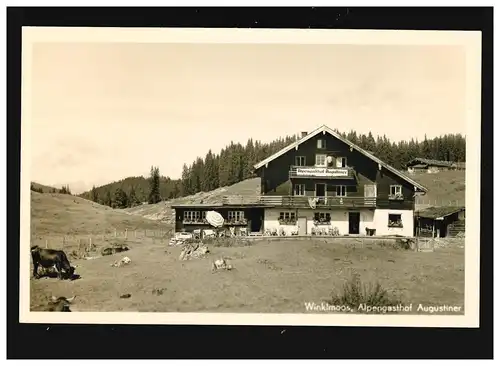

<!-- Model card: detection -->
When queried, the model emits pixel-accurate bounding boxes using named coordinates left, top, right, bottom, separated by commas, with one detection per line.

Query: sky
left=30, top=42, right=466, bottom=194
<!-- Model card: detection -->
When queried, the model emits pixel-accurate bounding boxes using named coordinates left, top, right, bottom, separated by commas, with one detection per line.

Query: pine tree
left=181, top=164, right=192, bottom=196
left=243, top=138, right=256, bottom=179
left=191, top=157, right=204, bottom=192
left=148, top=166, right=162, bottom=204
left=202, top=150, right=218, bottom=192
left=105, top=190, right=112, bottom=207
left=421, top=135, right=432, bottom=159
left=128, top=186, right=141, bottom=207
left=60, top=185, right=71, bottom=195
left=90, top=185, right=99, bottom=202
left=218, top=149, right=230, bottom=187
left=114, top=188, right=129, bottom=208
left=172, top=181, right=180, bottom=198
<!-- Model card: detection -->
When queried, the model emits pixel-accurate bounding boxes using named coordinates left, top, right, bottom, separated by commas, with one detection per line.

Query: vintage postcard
left=20, top=27, right=481, bottom=327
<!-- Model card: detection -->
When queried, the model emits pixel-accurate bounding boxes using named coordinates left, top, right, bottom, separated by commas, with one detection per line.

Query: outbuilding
left=415, top=206, right=465, bottom=238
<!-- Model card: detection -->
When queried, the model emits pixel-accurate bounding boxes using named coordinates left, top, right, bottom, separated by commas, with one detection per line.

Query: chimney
left=301, top=131, right=308, bottom=138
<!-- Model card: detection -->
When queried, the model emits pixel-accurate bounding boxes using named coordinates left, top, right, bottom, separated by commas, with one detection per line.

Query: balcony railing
left=289, top=165, right=354, bottom=179
left=182, top=219, right=208, bottom=225
left=259, top=195, right=377, bottom=208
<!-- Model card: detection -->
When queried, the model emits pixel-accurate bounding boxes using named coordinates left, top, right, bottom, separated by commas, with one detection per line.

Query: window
left=390, top=185, right=402, bottom=195
left=183, top=211, right=205, bottom=222
left=315, top=154, right=327, bottom=167
left=317, top=139, right=326, bottom=149
left=388, top=213, right=403, bottom=228
left=336, top=157, right=347, bottom=168
left=334, top=185, right=347, bottom=197
left=389, top=185, right=403, bottom=199
left=314, top=212, right=331, bottom=223
left=228, top=210, right=245, bottom=222
left=294, top=184, right=305, bottom=196
left=295, top=156, right=306, bottom=166
left=279, top=211, right=297, bottom=224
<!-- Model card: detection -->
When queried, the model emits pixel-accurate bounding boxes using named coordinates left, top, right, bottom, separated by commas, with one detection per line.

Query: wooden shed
left=406, top=158, right=466, bottom=174
left=415, top=206, right=465, bottom=238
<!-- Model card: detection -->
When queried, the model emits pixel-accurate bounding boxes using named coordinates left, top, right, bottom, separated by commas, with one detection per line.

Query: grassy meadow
left=29, top=171, right=465, bottom=314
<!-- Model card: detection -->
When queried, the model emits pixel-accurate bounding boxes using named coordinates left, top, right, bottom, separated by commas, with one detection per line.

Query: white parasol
left=205, top=211, right=225, bottom=228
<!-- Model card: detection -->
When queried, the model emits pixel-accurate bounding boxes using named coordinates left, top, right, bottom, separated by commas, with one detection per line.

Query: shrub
left=186, top=236, right=253, bottom=247
left=329, top=273, right=401, bottom=309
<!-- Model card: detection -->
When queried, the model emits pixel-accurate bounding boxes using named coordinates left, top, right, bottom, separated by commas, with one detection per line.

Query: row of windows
left=293, top=184, right=347, bottom=197
left=183, top=210, right=245, bottom=221
left=279, top=211, right=404, bottom=227
left=278, top=212, right=330, bottom=222
left=294, top=155, right=347, bottom=168
left=183, top=211, right=206, bottom=221
left=184, top=210, right=403, bottom=228
left=293, top=184, right=403, bottom=197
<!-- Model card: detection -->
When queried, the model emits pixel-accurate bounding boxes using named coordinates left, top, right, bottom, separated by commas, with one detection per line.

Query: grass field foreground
left=30, top=237, right=465, bottom=314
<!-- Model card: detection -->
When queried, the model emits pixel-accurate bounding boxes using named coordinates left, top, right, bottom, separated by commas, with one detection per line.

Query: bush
left=183, top=236, right=252, bottom=247
left=329, top=273, right=401, bottom=309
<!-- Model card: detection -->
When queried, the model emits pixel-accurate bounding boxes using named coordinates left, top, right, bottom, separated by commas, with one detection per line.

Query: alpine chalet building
left=172, top=125, right=428, bottom=238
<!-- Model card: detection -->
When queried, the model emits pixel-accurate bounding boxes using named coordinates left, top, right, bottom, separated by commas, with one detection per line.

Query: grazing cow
left=30, top=245, right=75, bottom=280
left=46, top=296, right=75, bottom=312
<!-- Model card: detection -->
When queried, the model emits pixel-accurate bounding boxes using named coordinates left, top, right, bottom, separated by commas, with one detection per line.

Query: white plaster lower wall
left=297, top=209, right=349, bottom=235
left=373, top=209, right=414, bottom=237
left=264, top=208, right=383, bottom=236
left=263, top=208, right=299, bottom=235
left=264, top=208, right=414, bottom=237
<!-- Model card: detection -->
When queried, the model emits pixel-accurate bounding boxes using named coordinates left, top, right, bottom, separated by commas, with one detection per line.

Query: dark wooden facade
left=172, top=205, right=265, bottom=233
left=256, top=132, right=418, bottom=210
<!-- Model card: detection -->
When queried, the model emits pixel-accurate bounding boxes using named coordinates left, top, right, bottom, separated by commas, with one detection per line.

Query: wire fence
left=414, top=198, right=464, bottom=207
left=31, top=228, right=174, bottom=253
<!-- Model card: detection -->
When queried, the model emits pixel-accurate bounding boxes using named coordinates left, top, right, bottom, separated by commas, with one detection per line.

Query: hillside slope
left=124, top=178, right=261, bottom=221
left=31, top=191, right=171, bottom=238
left=125, top=172, right=465, bottom=223
left=31, top=182, right=59, bottom=193
left=411, top=171, right=465, bottom=206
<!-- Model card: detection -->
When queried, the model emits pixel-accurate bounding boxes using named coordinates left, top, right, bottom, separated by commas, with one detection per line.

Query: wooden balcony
left=259, top=195, right=377, bottom=208
left=289, top=166, right=355, bottom=180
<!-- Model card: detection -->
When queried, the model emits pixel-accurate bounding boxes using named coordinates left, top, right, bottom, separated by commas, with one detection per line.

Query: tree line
left=31, top=183, right=72, bottom=195
left=68, top=130, right=466, bottom=208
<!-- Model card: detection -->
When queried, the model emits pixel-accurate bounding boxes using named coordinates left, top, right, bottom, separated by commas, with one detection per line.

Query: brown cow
left=31, top=245, right=75, bottom=280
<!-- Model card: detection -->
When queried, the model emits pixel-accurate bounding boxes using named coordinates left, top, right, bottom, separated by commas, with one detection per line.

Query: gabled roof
left=253, top=124, right=428, bottom=193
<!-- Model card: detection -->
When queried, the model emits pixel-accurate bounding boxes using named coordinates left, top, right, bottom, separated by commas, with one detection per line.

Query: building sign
left=295, top=167, right=349, bottom=177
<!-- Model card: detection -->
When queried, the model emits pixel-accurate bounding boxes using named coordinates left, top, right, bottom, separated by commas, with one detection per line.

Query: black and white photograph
left=19, top=25, right=481, bottom=328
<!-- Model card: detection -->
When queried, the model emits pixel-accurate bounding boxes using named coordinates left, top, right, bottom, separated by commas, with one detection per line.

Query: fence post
left=45, top=239, right=48, bottom=249
left=125, top=229, right=128, bottom=239
left=89, top=236, right=92, bottom=251
left=134, top=230, right=137, bottom=238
